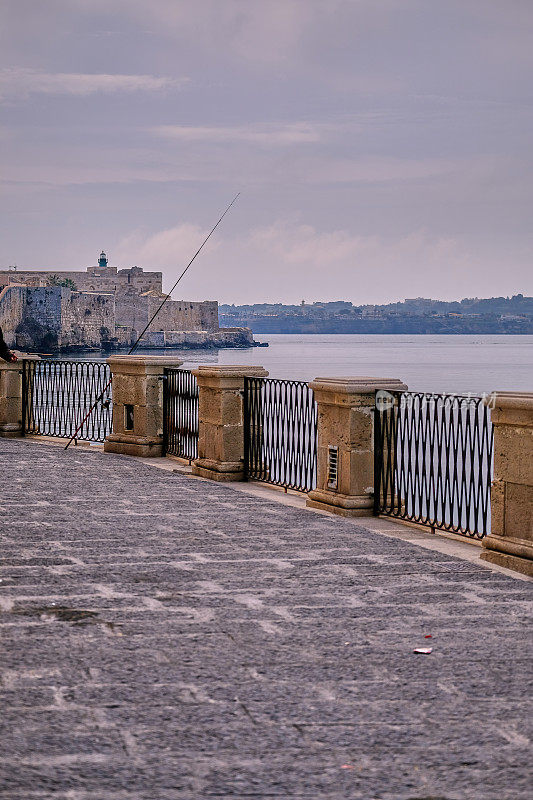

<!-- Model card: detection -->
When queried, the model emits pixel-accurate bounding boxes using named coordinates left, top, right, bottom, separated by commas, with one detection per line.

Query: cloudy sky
left=1, top=1, right=532, bottom=304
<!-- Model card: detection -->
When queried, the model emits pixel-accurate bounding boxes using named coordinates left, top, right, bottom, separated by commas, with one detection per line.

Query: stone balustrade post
left=104, top=355, right=183, bottom=458
left=0, top=357, right=37, bottom=438
left=481, top=392, right=533, bottom=576
left=192, top=365, right=268, bottom=482
left=306, top=377, right=407, bottom=517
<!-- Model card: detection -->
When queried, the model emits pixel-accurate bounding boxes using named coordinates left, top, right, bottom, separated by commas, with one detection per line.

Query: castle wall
left=198, top=301, right=220, bottom=331
left=1, top=287, right=63, bottom=350
left=80, top=266, right=162, bottom=294
left=147, top=299, right=219, bottom=332
left=0, top=266, right=162, bottom=295
left=60, top=292, right=116, bottom=348
left=142, top=327, right=254, bottom=349
left=115, top=291, right=150, bottom=332
left=0, top=285, right=26, bottom=345
left=1, top=286, right=114, bottom=350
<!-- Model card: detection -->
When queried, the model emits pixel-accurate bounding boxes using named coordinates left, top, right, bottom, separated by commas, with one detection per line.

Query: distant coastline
left=220, top=294, right=533, bottom=335
left=219, top=317, right=533, bottom=334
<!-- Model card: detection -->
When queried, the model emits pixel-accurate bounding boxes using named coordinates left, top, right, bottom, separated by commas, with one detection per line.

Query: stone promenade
left=1, top=438, right=532, bottom=799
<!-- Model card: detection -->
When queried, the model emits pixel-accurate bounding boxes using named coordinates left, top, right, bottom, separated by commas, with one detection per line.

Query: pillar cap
left=0, top=354, right=39, bottom=368
left=309, top=377, right=407, bottom=394
left=192, top=366, right=268, bottom=379
left=488, top=392, right=533, bottom=410
left=107, top=355, right=184, bottom=368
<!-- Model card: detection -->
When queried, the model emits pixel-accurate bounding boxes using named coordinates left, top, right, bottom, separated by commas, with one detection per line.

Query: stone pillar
left=481, top=392, right=533, bottom=576
left=0, top=357, right=36, bottom=438
left=192, top=365, right=268, bottom=482
left=306, top=377, right=407, bottom=517
left=104, top=355, right=183, bottom=458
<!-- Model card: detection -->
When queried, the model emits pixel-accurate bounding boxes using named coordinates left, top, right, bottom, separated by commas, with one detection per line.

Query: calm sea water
left=58, top=334, right=533, bottom=394
left=186, top=334, right=533, bottom=393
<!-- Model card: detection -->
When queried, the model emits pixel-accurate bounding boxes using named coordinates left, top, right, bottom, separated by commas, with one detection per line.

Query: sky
left=1, top=0, right=532, bottom=305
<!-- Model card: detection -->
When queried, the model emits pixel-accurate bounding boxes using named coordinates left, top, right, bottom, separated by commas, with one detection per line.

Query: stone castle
left=0, top=252, right=253, bottom=351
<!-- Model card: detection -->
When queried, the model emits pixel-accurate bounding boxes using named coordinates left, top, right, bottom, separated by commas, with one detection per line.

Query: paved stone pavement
left=1, top=438, right=532, bottom=800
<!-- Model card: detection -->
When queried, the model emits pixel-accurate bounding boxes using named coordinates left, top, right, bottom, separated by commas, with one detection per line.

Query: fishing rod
left=64, top=193, right=240, bottom=450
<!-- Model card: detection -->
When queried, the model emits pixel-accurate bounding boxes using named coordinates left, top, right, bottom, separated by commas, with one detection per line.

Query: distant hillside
left=220, top=295, right=533, bottom=334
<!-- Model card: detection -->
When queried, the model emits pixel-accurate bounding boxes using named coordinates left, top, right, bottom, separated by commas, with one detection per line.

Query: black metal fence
left=22, top=360, right=112, bottom=442
left=18, top=360, right=495, bottom=538
left=244, top=377, right=317, bottom=493
left=374, top=391, right=493, bottom=538
left=163, top=368, right=199, bottom=461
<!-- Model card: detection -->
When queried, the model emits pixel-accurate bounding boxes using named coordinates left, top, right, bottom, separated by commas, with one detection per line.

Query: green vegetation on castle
left=48, top=275, right=77, bottom=290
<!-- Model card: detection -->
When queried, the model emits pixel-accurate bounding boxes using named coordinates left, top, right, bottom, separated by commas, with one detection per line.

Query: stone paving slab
left=0, top=438, right=532, bottom=799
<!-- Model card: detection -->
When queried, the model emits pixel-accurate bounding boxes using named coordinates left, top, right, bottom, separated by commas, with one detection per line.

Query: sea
left=53, top=334, right=533, bottom=395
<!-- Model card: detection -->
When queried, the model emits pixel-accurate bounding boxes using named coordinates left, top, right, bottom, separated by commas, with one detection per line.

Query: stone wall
left=0, top=265, right=163, bottom=295
left=141, top=327, right=254, bottom=349
left=0, top=286, right=63, bottom=350
left=83, top=266, right=162, bottom=294
left=60, top=292, right=116, bottom=348
left=146, top=298, right=219, bottom=333
left=114, top=295, right=219, bottom=336
left=115, top=290, right=150, bottom=332
left=1, top=286, right=115, bottom=350
left=0, top=285, right=26, bottom=344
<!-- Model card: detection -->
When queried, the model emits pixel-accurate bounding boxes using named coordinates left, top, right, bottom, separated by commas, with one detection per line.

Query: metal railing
left=374, top=391, right=494, bottom=538
left=22, top=360, right=112, bottom=443
left=163, top=368, right=199, bottom=461
left=244, top=377, right=317, bottom=493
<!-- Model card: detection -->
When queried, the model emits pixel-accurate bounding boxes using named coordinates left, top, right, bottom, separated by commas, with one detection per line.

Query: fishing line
left=64, top=193, right=240, bottom=450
